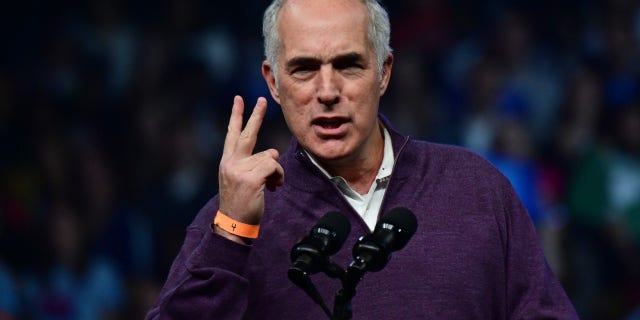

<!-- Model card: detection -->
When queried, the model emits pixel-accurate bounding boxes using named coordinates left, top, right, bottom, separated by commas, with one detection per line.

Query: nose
left=316, top=65, right=340, bottom=107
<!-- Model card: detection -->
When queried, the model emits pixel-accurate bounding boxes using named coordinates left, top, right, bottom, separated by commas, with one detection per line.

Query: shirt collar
left=305, top=124, right=394, bottom=184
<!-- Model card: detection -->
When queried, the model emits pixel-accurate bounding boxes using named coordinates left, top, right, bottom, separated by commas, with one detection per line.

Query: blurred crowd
left=0, top=0, right=639, bottom=319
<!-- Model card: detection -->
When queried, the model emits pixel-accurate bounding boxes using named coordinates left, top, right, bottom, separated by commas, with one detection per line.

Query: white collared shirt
left=306, top=126, right=394, bottom=231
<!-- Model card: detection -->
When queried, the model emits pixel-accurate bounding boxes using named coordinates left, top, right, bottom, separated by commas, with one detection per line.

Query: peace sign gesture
left=216, top=96, right=285, bottom=241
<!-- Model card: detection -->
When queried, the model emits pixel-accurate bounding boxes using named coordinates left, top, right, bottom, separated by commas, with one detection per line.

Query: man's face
left=262, top=0, right=392, bottom=165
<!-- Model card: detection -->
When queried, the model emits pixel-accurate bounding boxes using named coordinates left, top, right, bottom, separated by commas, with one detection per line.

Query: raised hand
left=216, top=96, right=284, bottom=240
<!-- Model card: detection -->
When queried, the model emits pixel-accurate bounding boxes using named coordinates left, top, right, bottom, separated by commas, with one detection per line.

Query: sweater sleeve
left=145, top=200, right=253, bottom=320
left=502, top=185, right=578, bottom=319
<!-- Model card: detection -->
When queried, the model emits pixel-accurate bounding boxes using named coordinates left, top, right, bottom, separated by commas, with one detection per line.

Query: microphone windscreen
left=379, top=207, right=417, bottom=250
left=314, top=211, right=351, bottom=255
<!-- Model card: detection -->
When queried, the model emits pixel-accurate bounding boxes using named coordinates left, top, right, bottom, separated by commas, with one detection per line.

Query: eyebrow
left=285, top=52, right=367, bottom=70
left=332, top=52, right=366, bottom=66
left=285, top=56, right=319, bottom=70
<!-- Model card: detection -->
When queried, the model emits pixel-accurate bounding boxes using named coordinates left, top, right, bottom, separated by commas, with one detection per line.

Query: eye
left=292, top=65, right=316, bottom=74
left=289, top=62, right=319, bottom=80
left=333, top=54, right=366, bottom=75
left=334, top=61, right=362, bottom=70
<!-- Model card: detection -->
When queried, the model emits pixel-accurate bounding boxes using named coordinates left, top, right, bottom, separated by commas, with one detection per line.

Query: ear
left=379, top=53, right=393, bottom=96
left=262, top=61, right=281, bottom=105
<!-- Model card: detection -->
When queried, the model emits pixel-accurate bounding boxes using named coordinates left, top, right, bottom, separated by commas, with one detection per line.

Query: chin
left=309, top=146, right=355, bottom=164
left=300, top=132, right=362, bottom=160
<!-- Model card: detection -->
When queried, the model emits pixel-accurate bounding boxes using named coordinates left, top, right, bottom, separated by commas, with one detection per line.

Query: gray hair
left=262, top=0, right=392, bottom=81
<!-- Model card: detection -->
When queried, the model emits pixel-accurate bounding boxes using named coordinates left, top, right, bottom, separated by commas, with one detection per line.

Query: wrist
left=213, top=210, right=260, bottom=239
left=212, top=224, right=252, bottom=244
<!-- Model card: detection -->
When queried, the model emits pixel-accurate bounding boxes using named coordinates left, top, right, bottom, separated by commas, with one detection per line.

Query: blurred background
left=0, top=0, right=639, bottom=319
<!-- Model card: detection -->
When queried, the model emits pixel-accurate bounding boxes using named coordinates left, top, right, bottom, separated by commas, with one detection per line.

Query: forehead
left=278, top=0, right=371, bottom=61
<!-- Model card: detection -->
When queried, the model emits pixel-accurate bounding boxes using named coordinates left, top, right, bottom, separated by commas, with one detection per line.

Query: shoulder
left=412, top=140, right=489, bottom=163
left=394, top=139, right=520, bottom=217
left=383, top=115, right=498, bottom=174
left=404, top=140, right=507, bottom=182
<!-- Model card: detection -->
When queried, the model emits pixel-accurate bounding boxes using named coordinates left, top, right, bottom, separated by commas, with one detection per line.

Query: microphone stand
left=289, top=261, right=348, bottom=320
left=332, top=261, right=366, bottom=320
left=290, top=260, right=364, bottom=320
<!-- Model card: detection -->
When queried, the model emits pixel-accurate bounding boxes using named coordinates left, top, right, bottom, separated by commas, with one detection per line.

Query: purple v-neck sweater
left=146, top=116, right=577, bottom=319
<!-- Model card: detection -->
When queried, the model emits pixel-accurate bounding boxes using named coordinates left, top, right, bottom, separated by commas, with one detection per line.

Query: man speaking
left=146, top=0, right=577, bottom=318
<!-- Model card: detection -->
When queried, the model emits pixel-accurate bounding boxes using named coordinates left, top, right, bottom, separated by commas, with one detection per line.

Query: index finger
left=235, top=97, right=268, bottom=156
left=222, top=95, right=245, bottom=157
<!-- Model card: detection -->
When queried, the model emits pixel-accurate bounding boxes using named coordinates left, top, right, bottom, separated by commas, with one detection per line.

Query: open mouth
left=313, top=117, right=349, bottom=129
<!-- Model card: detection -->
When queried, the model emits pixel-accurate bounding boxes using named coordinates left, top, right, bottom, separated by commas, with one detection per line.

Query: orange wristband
left=213, top=210, right=260, bottom=239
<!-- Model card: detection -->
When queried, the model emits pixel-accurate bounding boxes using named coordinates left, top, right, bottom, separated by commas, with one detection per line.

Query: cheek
left=352, top=85, right=381, bottom=115
left=281, top=105, right=308, bottom=134
left=280, top=78, right=314, bottom=98
left=279, top=84, right=314, bottom=117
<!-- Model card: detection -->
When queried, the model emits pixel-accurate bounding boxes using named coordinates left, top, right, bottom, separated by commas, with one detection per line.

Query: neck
left=317, top=125, right=385, bottom=195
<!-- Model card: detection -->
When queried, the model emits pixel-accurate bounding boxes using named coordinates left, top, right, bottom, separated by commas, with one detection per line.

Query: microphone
left=351, top=207, right=417, bottom=272
left=289, top=211, right=351, bottom=279
left=333, top=208, right=418, bottom=319
left=288, top=211, right=351, bottom=318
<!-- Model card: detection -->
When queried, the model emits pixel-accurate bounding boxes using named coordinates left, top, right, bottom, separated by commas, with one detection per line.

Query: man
left=146, top=0, right=578, bottom=318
